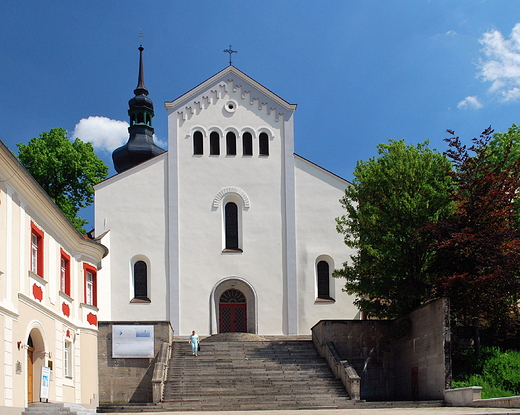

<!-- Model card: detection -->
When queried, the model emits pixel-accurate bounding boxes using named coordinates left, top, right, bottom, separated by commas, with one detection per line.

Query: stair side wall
left=97, top=322, right=173, bottom=404
left=312, top=298, right=451, bottom=401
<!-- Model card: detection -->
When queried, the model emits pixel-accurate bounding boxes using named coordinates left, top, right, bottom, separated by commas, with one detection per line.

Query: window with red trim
left=83, top=263, right=97, bottom=307
left=60, top=249, right=71, bottom=296
left=30, top=222, right=44, bottom=278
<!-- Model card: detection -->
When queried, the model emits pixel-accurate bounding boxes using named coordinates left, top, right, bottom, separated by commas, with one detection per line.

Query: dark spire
left=135, top=45, right=147, bottom=95
left=112, top=45, right=165, bottom=174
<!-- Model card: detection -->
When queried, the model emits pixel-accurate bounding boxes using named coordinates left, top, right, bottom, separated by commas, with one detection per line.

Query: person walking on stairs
left=189, top=330, right=199, bottom=356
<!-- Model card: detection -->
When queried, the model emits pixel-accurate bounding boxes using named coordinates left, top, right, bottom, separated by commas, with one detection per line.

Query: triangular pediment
left=164, top=66, right=297, bottom=121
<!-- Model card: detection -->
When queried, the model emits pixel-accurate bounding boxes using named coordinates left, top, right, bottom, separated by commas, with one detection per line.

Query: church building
left=94, top=46, right=358, bottom=363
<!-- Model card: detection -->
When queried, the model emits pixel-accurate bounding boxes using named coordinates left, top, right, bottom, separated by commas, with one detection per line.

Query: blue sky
left=2, top=1, right=520, bottom=227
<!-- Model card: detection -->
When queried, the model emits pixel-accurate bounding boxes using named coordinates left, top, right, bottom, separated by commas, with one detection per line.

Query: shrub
left=482, top=349, right=520, bottom=394
left=452, top=347, right=520, bottom=399
left=453, top=375, right=515, bottom=399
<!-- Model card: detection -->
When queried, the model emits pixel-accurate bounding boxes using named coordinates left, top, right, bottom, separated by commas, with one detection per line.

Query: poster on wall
left=40, top=366, right=51, bottom=400
left=112, top=325, right=154, bottom=358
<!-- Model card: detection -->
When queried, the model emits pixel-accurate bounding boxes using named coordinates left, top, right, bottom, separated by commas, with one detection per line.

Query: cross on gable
left=223, top=45, right=237, bottom=66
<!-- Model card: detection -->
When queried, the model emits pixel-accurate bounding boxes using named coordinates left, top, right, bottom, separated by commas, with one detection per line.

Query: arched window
left=225, top=202, right=239, bottom=250
left=317, top=260, right=331, bottom=300
left=210, top=132, right=220, bottom=155
left=193, top=131, right=203, bottom=155
left=259, top=132, right=269, bottom=156
left=243, top=132, right=253, bottom=156
left=133, top=261, right=149, bottom=301
left=226, top=132, right=236, bottom=156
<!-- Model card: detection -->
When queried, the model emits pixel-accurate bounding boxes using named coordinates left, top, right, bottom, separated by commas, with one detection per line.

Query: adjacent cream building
left=0, top=140, right=108, bottom=414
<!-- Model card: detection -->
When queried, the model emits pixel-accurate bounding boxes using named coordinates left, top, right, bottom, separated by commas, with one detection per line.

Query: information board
left=40, top=366, right=50, bottom=400
left=112, top=325, right=154, bottom=358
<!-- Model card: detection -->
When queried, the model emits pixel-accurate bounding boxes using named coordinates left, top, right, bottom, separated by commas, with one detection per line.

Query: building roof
left=0, top=139, right=109, bottom=258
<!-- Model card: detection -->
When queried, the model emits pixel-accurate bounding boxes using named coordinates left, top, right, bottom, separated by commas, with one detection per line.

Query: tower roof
left=112, top=45, right=165, bottom=174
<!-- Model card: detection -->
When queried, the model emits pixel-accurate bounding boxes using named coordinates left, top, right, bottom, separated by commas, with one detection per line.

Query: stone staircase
left=160, top=333, right=352, bottom=411
left=23, top=402, right=96, bottom=415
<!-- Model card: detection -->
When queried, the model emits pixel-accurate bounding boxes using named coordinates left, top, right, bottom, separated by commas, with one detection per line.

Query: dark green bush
left=452, top=347, right=520, bottom=399
left=482, top=349, right=520, bottom=394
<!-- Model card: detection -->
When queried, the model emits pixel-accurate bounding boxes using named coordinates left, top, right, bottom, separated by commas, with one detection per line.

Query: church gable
left=165, top=66, right=297, bottom=125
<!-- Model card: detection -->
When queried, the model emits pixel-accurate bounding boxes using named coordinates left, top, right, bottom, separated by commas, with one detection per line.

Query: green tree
left=485, top=124, right=520, bottom=229
left=334, top=139, right=453, bottom=318
left=17, top=128, right=108, bottom=233
left=428, top=128, right=520, bottom=346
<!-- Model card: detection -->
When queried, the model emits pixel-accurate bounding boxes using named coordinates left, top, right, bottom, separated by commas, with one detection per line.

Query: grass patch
left=453, top=347, right=520, bottom=399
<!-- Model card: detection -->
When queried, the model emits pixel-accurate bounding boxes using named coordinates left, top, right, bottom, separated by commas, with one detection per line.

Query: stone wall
left=98, top=321, right=173, bottom=403
left=311, top=298, right=450, bottom=401
left=392, top=298, right=451, bottom=400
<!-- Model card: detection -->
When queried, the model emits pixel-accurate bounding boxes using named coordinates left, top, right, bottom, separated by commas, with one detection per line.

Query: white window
left=61, top=258, right=67, bottom=292
left=64, top=340, right=72, bottom=378
left=86, top=271, right=93, bottom=305
left=31, top=233, right=38, bottom=273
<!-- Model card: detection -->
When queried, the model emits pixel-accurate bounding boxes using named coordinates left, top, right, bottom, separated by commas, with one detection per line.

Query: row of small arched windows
left=193, top=131, right=269, bottom=157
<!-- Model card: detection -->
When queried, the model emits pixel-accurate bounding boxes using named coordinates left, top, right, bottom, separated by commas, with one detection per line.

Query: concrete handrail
left=152, top=341, right=170, bottom=403
left=312, top=331, right=360, bottom=400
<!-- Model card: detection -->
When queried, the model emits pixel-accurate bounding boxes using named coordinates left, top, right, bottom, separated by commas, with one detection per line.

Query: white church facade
left=94, top=48, right=358, bottom=344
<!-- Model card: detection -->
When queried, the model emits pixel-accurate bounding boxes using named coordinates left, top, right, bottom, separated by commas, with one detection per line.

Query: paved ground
left=104, top=408, right=520, bottom=415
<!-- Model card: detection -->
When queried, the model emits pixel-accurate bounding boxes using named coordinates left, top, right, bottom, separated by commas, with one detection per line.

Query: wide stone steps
left=23, top=402, right=96, bottom=415
left=160, top=336, right=352, bottom=411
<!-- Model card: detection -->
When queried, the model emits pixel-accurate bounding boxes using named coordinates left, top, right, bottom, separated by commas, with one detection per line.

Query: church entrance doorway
left=219, top=289, right=247, bottom=333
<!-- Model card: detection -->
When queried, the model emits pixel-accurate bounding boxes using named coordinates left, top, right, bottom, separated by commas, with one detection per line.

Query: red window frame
left=30, top=222, right=44, bottom=278
left=60, top=249, right=71, bottom=296
left=83, top=263, right=97, bottom=307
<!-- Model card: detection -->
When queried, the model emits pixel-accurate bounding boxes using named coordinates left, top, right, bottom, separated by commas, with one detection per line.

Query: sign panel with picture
left=112, top=325, right=154, bottom=358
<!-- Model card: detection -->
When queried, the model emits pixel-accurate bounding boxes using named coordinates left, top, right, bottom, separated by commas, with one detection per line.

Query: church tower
left=112, top=45, right=165, bottom=173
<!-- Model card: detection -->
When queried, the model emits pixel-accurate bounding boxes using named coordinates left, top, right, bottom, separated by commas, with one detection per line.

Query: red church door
left=219, top=289, right=247, bottom=333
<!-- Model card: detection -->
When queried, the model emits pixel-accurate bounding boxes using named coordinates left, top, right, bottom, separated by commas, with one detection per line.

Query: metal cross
left=223, top=45, right=237, bottom=66
left=139, top=30, right=144, bottom=45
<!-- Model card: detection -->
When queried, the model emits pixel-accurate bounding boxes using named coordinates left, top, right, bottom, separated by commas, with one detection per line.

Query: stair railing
left=312, top=331, right=361, bottom=400
left=152, top=341, right=171, bottom=403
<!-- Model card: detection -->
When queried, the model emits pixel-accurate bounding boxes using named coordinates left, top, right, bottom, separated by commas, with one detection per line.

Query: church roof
left=165, top=65, right=297, bottom=112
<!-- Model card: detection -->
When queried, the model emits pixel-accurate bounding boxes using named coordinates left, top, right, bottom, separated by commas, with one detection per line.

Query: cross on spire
left=223, top=44, right=237, bottom=66
left=138, top=30, right=144, bottom=45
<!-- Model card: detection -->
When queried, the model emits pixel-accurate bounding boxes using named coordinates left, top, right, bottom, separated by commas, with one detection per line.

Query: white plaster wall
left=0, top=141, right=105, bottom=409
left=294, top=156, right=359, bottom=332
left=95, top=154, right=168, bottom=322
left=170, top=73, right=294, bottom=335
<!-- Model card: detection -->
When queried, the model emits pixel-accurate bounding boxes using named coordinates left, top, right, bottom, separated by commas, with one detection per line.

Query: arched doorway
left=219, top=289, right=247, bottom=333
left=27, top=328, right=45, bottom=403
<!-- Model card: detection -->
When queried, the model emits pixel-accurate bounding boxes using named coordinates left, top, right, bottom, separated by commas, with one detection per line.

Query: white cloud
left=457, top=96, right=483, bottom=109
left=478, top=23, right=520, bottom=102
left=73, top=116, right=129, bottom=152
left=73, top=116, right=167, bottom=153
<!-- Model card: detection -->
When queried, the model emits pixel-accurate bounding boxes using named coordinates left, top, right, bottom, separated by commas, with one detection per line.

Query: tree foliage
left=334, top=139, right=453, bottom=318
left=486, top=124, right=520, bottom=229
left=17, top=128, right=108, bottom=233
left=427, top=127, right=520, bottom=338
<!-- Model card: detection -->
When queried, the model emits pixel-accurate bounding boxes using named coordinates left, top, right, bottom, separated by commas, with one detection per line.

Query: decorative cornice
left=18, top=293, right=92, bottom=331
left=166, top=66, right=296, bottom=123
left=212, top=187, right=250, bottom=209
left=0, top=303, right=19, bottom=320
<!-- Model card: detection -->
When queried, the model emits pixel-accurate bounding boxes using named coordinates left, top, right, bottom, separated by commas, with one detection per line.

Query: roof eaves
left=165, top=66, right=297, bottom=112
